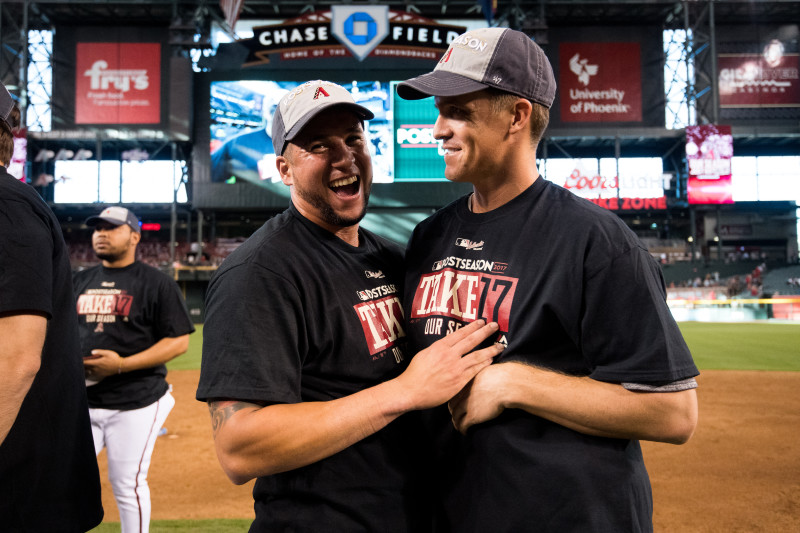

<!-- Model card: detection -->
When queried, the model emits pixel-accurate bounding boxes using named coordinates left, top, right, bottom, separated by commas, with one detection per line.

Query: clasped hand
left=83, top=349, right=124, bottom=380
left=396, top=319, right=504, bottom=412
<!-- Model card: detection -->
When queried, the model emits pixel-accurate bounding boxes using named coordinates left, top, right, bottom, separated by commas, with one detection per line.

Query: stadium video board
left=208, top=79, right=445, bottom=185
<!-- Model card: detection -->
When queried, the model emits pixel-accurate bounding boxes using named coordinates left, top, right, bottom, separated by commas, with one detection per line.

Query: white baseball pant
left=90, top=389, right=175, bottom=533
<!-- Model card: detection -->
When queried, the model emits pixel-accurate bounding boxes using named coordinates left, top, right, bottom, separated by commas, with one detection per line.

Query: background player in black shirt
left=74, top=205, right=195, bottom=533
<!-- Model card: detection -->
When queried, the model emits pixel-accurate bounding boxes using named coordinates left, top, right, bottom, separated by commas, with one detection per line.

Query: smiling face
left=277, top=107, right=372, bottom=237
left=433, top=91, right=516, bottom=185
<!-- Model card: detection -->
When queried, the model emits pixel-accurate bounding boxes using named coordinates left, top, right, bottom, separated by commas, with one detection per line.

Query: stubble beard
left=94, top=250, right=124, bottom=263
left=295, top=186, right=370, bottom=229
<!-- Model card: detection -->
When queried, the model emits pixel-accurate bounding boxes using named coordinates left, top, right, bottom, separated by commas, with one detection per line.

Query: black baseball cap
left=396, top=27, right=556, bottom=109
left=85, top=206, right=141, bottom=233
left=271, top=80, right=374, bottom=155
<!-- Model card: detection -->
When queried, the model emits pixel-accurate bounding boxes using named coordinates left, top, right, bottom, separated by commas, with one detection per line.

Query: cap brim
left=396, top=71, right=490, bottom=100
left=85, top=215, right=116, bottom=226
left=284, top=102, right=374, bottom=144
left=84, top=215, right=139, bottom=232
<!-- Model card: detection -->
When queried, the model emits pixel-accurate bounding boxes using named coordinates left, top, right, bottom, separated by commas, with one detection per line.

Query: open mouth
left=330, top=175, right=360, bottom=197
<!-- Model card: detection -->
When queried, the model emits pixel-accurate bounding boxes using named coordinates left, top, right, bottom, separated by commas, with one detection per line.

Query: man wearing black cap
left=0, top=82, right=104, bottom=530
left=197, top=80, right=503, bottom=532
left=74, top=205, right=194, bottom=533
left=397, top=27, right=699, bottom=531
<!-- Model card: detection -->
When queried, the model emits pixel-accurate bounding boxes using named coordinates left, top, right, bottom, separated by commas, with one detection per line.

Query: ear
left=130, top=230, right=141, bottom=246
left=276, top=153, right=293, bottom=186
left=509, top=98, right=533, bottom=137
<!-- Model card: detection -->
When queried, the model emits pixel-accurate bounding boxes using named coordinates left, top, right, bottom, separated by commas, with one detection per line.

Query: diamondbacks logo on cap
left=313, top=87, right=330, bottom=99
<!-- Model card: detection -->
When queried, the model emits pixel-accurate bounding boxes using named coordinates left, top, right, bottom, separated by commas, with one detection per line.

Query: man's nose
left=433, top=115, right=450, bottom=141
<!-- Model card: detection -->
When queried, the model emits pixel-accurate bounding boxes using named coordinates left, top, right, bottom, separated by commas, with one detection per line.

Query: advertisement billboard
left=75, top=42, right=161, bottom=124
left=558, top=42, right=642, bottom=123
left=718, top=39, right=800, bottom=109
left=686, top=124, right=734, bottom=205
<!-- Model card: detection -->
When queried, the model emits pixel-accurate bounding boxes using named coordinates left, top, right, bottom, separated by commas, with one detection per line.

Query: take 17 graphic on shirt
left=77, top=288, right=133, bottom=331
left=409, top=255, right=516, bottom=343
left=353, top=279, right=406, bottom=363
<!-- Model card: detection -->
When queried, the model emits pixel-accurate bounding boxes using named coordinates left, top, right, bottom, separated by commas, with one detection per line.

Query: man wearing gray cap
left=0, top=81, right=104, bottom=532
left=74, top=205, right=195, bottom=533
left=197, top=80, right=503, bottom=532
left=397, top=27, right=699, bottom=531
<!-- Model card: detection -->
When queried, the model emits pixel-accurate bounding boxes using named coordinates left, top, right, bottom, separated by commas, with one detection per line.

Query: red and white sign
left=719, top=40, right=800, bottom=108
left=559, top=42, right=642, bottom=123
left=686, top=124, right=734, bottom=205
left=75, top=42, right=161, bottom=124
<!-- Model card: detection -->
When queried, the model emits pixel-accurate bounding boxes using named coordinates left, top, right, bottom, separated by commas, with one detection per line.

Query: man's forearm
left=120, top=335, right=190, bottom=372
left=453, top=361, right=698, bottom=444
left=0, top=314, right=46, bottom=444
left=209, top=320, right=503, bottom=484
left=209, top=379, right=412, bottom=484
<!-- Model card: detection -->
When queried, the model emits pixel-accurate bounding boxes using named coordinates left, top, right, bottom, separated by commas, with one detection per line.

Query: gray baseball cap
left=1, top=82, right=14, bottom=130
left=271, top=80, right=374, bottom=155
left=85, top=206, right=141, bottom=233
left=396, top=27, right=556, bottom=109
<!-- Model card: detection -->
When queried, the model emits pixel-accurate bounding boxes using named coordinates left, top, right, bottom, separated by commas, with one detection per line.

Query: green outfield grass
left=677, top=321, right=800, bottom=371
left=90, top=519, right=251, bottom=532
left=169, top=322, right=800, bottom=373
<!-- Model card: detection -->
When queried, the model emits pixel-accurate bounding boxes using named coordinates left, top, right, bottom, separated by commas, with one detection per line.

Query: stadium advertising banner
left=718, top=39, right=800, bottom=109
left=686, top=124, right=734, bottom=205
left=544, top=157, right=667, bottom=210
left=558, top=42, right=642, bottom=123
left=242, top=8, right=464, bottom=65
left=75, top=43, right=161, bottom=124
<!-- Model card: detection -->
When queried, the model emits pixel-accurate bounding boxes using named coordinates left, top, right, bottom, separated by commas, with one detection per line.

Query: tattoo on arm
left=208, top=400, right=258, bottom=439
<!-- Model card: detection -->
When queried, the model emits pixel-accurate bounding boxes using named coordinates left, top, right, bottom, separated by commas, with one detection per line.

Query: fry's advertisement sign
left=75, top=42, right=161, bottom=124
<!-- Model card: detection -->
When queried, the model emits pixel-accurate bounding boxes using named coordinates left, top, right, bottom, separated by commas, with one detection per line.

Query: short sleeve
left=0, top=198, right=54, bottom=317
left=581, top=245, right=699, bottom=384
left=197, top=262, right=306, bottom=404
left=153, top=274, right=195, bottom=338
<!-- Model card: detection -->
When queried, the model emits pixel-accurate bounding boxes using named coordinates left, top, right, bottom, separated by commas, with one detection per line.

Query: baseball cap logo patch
left=439, top=49, right=453, bottom=64
left=271, top=80, right=374, bottom=155
left=396, top=27, right=556, bottom=109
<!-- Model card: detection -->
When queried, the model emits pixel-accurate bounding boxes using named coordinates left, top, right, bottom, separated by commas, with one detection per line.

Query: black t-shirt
left=73, top=261, right=195, bottom=410
left=197, top=204, right=427, bottom=532
left=404, top=178, right=699, bottom=532
left=0, top=168, right=104, bottom=531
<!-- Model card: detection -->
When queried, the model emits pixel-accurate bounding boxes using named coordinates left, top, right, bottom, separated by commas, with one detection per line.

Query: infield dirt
left=95, top=369, right=800, bottom=531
